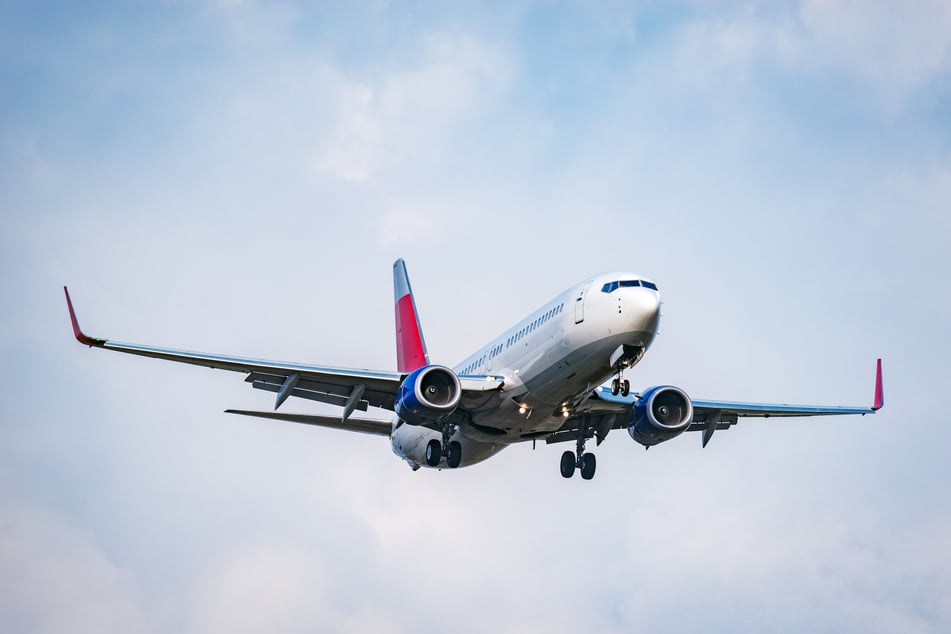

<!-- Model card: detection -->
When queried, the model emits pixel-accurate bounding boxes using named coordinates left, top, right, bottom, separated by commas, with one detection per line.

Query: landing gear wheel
left=611, top=378, right=620, bottom=396
left=560, top=451, right=576, bottom=478
left=425, top=439, right=442, bottom=467
left=580, top=453, right=597, bottom=480
left=620, top=380, right=630, bottom=397
left=447, top=441, right=462, bottom=468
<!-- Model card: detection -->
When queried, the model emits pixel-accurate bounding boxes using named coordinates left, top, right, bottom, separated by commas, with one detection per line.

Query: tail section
left=393, top=259, right=430, bottom=373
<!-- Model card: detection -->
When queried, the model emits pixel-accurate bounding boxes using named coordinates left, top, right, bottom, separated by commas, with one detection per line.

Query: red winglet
left=64, top=286, right=104, bottom=346
left=872, top=358, right=884, bottom=411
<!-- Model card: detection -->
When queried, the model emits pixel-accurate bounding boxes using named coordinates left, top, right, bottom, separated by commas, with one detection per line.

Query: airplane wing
left=64, top=287, right=502, bottom=421
left=549, top=359, right=883, bottom=447
left=224, top=410, right=394, bottom=436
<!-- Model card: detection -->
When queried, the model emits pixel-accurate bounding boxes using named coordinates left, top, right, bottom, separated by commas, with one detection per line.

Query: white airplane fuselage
left=391, top=272, right=661, bottom=469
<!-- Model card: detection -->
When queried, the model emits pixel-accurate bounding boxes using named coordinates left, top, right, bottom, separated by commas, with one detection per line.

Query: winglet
left=63, top=286, right=105, bottom=346
left=872, top=358, right=884, bottom=411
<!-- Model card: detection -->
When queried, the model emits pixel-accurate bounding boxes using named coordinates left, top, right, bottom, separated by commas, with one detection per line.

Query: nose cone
left=627, top=288, right=661, bottom=335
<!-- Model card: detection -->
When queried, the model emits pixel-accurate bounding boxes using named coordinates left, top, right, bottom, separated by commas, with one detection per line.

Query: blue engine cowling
left=395, top=365, right=462, bottom=426
left=628, top=385, right=693, bottom=447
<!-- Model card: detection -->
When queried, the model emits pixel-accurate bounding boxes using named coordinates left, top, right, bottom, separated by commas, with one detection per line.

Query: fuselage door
left=574, top=283, right=590, bottom=324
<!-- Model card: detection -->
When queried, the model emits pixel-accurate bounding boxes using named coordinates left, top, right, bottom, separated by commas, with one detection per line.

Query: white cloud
left=378, top=205, right=445, bottom=245
left=185, top=546, right=336, bottom=634
left=0, top=480, right=149, bottom=634
left=314, top=34, right=513, bottom=182
left=634, top=1, right=951, bottom=112
left=798, top=0, right=951, bottom=91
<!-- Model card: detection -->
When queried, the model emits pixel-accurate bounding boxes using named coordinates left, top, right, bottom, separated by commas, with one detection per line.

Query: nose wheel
left=610, top=377, right=630, bottom=397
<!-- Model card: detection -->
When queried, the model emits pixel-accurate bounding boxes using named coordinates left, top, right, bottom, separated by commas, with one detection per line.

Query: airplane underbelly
left=391, top=424, right=504, bottom=469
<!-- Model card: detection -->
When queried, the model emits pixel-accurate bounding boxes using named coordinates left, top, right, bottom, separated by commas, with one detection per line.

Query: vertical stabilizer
left=393, top=259, right=430, bottom=373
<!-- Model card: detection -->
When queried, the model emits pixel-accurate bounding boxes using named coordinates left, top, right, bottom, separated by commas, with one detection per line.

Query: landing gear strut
left=425, top=423, right=462, bottom=468
left=559, top=415, right=597, bottom=480
left=611, top=374, right=630, bottom=397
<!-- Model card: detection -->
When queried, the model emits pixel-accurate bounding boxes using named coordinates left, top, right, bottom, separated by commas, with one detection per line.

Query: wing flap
left=245, top=371, right=397, bottom=410
left=248, top=380, right=371, bottom=411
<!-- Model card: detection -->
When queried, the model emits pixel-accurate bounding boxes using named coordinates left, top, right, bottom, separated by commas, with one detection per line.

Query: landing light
left=562, top=411, right=570, bottom=418
left=518, top=405, right=527, bottom=415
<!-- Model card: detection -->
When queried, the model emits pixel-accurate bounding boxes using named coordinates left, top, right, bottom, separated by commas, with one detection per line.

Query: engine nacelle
left=395, top=365, right=462, bottom=426
left=628, top=385, right=693, bottom=447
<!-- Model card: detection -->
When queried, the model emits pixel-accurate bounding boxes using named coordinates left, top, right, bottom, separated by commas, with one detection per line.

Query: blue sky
left=2, top=1, right=951, bottom=632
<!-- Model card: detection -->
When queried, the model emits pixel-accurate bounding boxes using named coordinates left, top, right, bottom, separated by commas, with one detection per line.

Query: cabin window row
left=505, top=302, right=565, bottom=349
left=463, top=353, right=487, bottom=375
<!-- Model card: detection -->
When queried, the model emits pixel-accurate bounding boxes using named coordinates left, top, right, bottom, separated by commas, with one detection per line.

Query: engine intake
left=628, top=385, right=693, bottom=447
left=395, top=365, right=462, bottom=426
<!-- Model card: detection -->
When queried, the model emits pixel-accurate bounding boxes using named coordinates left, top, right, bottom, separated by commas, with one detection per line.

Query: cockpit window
left=601, top=279, right=659, bottom=293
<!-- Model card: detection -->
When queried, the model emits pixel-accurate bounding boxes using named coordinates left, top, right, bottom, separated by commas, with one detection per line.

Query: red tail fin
left=393, top=259, right=429, bottom=373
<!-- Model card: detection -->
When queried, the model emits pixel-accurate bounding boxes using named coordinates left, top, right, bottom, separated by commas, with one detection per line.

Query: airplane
left=64, top=259, right=883, bottom=480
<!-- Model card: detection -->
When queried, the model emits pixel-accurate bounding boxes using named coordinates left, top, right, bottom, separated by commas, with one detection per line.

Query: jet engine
left=628, top=385, right=693, bottom=447
left=395, top=365, right=462, bottom=426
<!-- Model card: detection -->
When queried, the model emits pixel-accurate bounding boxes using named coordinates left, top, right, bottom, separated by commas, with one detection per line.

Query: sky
left=2, top=0, right=951, bottom=631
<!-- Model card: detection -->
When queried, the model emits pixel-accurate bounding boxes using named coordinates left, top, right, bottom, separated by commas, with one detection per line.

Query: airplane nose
left=627, top=289, right=661, bottom=334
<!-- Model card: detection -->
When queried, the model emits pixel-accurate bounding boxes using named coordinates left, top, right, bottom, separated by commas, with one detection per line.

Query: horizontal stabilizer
left=225, top=409, right=393, bottom=437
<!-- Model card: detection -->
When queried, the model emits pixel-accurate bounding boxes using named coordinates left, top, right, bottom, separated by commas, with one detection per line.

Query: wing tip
left=64, top=286, right=105, bottom=347
left=872, top=357, right=884, bottom=411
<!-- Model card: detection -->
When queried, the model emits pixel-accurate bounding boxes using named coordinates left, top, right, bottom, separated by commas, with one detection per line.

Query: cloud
left=185, top=546, right=340, bottom=634
left=377, top=205, right=446, bottom=245
left=798, top=0, right=951, bottom=93
left=0, top=477, right=149, bottom=634
left=314, top=34, right=513, bottom=183
left=660, top=1, right=951, bottom=107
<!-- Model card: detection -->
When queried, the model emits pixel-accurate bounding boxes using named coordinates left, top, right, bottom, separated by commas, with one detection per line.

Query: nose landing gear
left=610, top=376, right=630, bottom=397
left=609, top=345, right=641, bottom=397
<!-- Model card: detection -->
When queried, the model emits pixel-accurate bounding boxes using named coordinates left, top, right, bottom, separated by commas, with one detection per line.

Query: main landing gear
left=560, top=417, right=597, bottom=480
left=560, top=450, right=596, bottom=480
left=425, top=423, right=462, bottom=469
